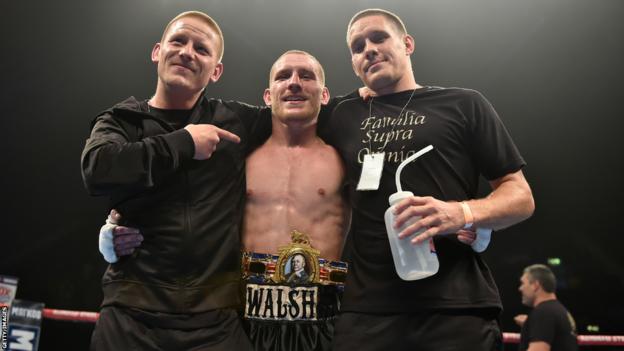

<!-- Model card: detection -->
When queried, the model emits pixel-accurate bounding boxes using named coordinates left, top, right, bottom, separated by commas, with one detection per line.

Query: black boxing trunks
left=241, top=231, right=348, bottom=351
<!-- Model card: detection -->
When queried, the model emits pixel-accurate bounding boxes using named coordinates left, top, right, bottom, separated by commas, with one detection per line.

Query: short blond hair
left=161, top=11, right=224, bottom=62
left=346, top=8, right=408, bottom=44
left=268, top=50, right=326, bottom=86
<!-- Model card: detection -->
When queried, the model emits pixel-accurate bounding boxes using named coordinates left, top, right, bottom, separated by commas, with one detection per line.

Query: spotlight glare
left=547, top=257, right=561, bottom=266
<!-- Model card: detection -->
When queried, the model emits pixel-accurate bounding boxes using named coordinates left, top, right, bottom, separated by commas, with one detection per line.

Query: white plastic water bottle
left=384, top=191, right=439, bottom=280
left=384, top=145, right=439, bottom=281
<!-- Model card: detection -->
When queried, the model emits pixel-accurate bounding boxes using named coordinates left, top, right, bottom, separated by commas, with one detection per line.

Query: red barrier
left=43, top=308, right=99, bottom=323
left=503, top=332, right=624, bottom=346
left=578, top=335, right=624, bottom=346
left=42, top=309, right=624, bottom=346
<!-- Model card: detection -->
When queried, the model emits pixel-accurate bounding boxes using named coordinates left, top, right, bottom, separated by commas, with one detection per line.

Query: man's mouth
left=283, top=95, right=306, bottom=102
left=172, top=63, right=194, bottom=73
left=365, top=60, right=384, bottom=73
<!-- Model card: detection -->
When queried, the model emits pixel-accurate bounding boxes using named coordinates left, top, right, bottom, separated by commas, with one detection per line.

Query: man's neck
left=269, top=118, right=320, bottom=147
left=149, top=85, right=202, bottom=110
left=533, top=293, right=557, bottom=307
left=372, top=70, right=422, bottom=96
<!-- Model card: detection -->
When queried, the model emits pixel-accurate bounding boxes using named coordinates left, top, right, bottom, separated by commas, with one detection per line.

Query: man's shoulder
left=411, top=86, right=494, bottom=114
left=329, top=94, right=366, bottom=116
left=107, top=96, right=147, bottom=114
left=330, top=86, right=484, bottom=107
left=531, top=300, right=568, bottom=320
left=420, top=86, right=485, bottom=101
left=539, top=300, right=569, bottom=313
left=201, top=96, right=262, bottom=112
left=320, top=90, right=361, bottom=110
left=91, top=96, right=147, bottom=127
left=200, top=97, right=269, bottom=121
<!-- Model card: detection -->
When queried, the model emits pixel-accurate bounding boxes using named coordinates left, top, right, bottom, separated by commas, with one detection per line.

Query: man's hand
left=358, top=86, right=377, bottom=101
left=99, top=209, right=143, bottom=263
left=456, top=229, right=476, bottom=245
left=184, top=124, right=240, bottom=160
left=514, top=314, right=528, bottom=327
left=394, top=196, right=465, bottom=244
left=393, top=197, right=493, bottom=252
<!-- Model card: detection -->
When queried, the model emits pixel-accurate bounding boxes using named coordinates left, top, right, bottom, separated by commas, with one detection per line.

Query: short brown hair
left=161, top=11, right=224, bottom=62
left=346, top=8, right=408, bottom=44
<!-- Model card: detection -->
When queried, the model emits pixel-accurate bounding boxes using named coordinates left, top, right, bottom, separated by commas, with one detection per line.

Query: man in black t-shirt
left=322, top=8, right=536, bottom=351
left=515, top=264, right=578, bottom=351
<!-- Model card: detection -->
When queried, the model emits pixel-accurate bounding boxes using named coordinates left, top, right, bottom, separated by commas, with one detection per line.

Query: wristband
left=460, top=201, right=474, bottom=229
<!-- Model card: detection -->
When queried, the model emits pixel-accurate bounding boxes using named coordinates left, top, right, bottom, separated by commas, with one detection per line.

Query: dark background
left=1, top=0, right=623, bottom=349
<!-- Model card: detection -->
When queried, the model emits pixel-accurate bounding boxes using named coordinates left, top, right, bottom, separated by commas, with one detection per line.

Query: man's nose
left=365, top=40, right=378, bottom=60
left=288, top=74, right=302, bottom=91
left=179, top=42, right=195, bottom=59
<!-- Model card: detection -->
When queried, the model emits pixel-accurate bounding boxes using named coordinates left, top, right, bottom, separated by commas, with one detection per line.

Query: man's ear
left=263, top=88, right=272, bottom=106
left=320, top=86, right=330, bottom=105
left=151, top=42, right=161, bottom=64
left=209, top=62, right=224, bottom=83
left=404, top=34, right=415, bottom=55
left=532, top=280, right=542, bottom=293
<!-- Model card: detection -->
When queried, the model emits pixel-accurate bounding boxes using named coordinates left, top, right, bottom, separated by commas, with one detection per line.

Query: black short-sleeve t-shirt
left=319, top=86, right=525, bottom=313
left=519, top=300, right=578, bottom=351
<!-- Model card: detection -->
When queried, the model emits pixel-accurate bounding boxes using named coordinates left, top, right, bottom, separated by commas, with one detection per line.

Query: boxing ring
left=43, top=307, right=624, bottom=347
left=501, top=332, right=624, bottom=347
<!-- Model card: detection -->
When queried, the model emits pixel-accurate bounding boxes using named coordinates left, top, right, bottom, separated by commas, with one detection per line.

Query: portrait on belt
left=274, top=230, right=320, bottom=284
left=284, top=253, right=311, bottom=284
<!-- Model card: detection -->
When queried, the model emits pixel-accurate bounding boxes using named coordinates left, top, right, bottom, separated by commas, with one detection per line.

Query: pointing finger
left=214, top=127, right=240, bottom=144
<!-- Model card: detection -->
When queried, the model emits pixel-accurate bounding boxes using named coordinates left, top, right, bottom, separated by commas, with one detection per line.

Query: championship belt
left=241, top=230, right=347, bottom=286
left=242, top=230, right=347, bottom=321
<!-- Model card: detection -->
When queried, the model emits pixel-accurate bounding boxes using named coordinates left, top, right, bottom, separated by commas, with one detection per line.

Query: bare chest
left=246, top=146, right=343, bottom=202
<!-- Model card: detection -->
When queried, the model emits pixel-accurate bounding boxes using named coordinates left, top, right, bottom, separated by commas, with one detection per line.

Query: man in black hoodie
left=81, top=11, right=270, bottom=351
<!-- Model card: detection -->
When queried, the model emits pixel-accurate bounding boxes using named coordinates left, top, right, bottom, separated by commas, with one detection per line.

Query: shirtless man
left=100, top=50, right=349, bottom=351
left=241, top=50, right=348, bottom=351
left=243, top=50, right=347, bottom=262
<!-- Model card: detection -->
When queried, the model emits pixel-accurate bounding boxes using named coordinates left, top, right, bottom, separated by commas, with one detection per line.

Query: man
left=240, top=50, right=349, bottom=351
left=81, top=11, right=270, bottom=350
left=285, top=254, right=310, bottom=283
left=99, top=50, right=350, bottom=351
left=318, top=8, right=535, bottom=351
left=515, top=264, right=578, bottom=351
